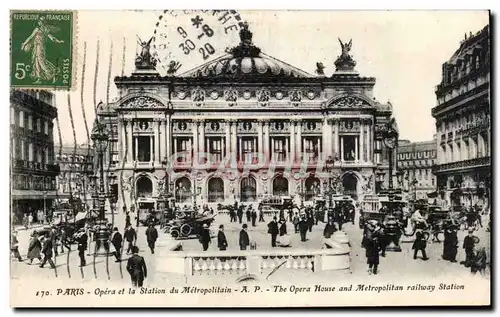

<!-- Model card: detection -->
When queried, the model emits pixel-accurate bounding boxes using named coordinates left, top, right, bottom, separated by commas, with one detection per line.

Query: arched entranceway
left=208, top=177, right=224, bottom=202
left=241, top=176, right=257, bottom=202
left=342, top=173, right=358, bottom=200
left=175, top=177, right=191, bottom=203
left=304, top=175, right=321, bottom=201
left=273, top=176, right=289, bottom=197
left=136, top=176, right=153, bottom=198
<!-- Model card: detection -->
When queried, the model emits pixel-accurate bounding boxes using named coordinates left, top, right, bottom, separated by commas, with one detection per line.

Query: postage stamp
left=10, top=10, right=75, bottom=89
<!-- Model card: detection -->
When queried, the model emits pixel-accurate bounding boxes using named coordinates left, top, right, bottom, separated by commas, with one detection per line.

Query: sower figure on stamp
left=239, top=224, right=250, bottom=250
left=111, top=227, right=123, bottom=262
left=124, top=225, right=137, bottom=255
left=145, top=223, right=158, bottom=254
left=217, top=225, right=228, bottom=251
left=126, top=246, right=147, bottom=288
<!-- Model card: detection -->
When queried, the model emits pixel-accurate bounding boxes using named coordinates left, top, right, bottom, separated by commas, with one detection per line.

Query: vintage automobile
left=163, top=213, right=216, bottom=239
left=359, top=194, right=385, bottom=229
left=260, top=195, right=294, bottom=210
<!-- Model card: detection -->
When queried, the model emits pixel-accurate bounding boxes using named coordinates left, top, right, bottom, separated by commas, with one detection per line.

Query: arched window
left=304, top=176, right=321, bottom=201
left=208, top=178, right=224, bottom=202
left=136, top=177, right=153, bottom=198
left=273, top=176, right=289, bottom=197
left=342, top=173, right=358, bottom=200
left=175, top=177, right=191, bottom=203
left=241, top=176, right=257, bottom=202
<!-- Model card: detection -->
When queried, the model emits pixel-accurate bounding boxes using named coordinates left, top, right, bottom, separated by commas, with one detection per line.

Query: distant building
left=55, top=144, right=94, bottom=204
left=431, top=25, right=491, bottom=209
left=10, top=89, right=60, bottom=223
left=397, top=138, right=437, bottom=201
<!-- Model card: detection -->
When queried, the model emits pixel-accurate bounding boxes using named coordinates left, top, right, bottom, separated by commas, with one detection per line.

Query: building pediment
left=326, top=94, right=374, bottom=109
left=116, top=93, right=171, bottom=111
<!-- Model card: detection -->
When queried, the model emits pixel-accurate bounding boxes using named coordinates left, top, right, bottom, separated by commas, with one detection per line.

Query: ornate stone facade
left=97, top=29, right=398, bottom=211
left=431, top=25, right=491, bottom=209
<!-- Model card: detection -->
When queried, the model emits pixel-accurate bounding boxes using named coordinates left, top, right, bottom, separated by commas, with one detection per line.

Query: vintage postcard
left=9, top=10, right=491, bottom=307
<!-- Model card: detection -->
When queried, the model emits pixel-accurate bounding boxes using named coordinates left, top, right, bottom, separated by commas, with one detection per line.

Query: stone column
left=333, top=119, right=339, bottom=157
left=149, top=135, right=154, bottom=163
left=289, top=120, right=295, bottom=163
left=192, top=120, right=199, bottom=161
left=322, top=118, right=329, bottom=159
left=225, top=120, right=231, bottom=157
left=118, top=119, right=124, bottom=161
left=296, top=120, right=302, bottom=161
left=231, top=120, right=238, bottom=159
left=355, top=137, right=359, bottom=162
left=159, top=119, right=165, bottom=162
left=155, top=119, right=161, bottom=163
left=258, top=120, right=264, bottom=155
left=263, top=121, right=270, bottom=162
left=127, top=120, right=133, bottom=163
left=166, top=116, right=172, bottom=159
left=134, top=135, right=138, bottom=161
left=366, top=119, right=371, bottom=163
left=285, top=137, right=289, bottom=162
left=199, top=120, right=205, bottom=154
left=340, top=136, right=344, bottom=162
left=359, top=120, right=365, bottom=163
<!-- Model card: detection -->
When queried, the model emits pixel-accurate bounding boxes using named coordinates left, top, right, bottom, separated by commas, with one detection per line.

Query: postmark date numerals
left=199, top=43, right=215, bottom=60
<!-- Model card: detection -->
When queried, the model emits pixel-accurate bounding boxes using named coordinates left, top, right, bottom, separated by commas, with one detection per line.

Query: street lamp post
left=325, top=156, right=336, bottom=209
left=382, top=121, right=398, bottom=193
left=91, top=120, right=110, bottom=257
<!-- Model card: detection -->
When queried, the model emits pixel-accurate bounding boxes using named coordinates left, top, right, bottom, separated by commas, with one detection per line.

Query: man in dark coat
left=237, top=207, right=243, bottom=224
left=258, top=208, right=265, bottom=222
left=334, top=205, right=344, bottom=231
left=217, top=225, right=228, bottom=251
left=124, top=225, right=137, bottom=255
left=126, top=246, right=147, bottom=287
left=442, top=224, right=458, bottom=262
left=49, top=226, right=59, bottom=257
left=245, top=206, right=251, bottom=222
left=125, top=214, right=132, bottom=229
left=111, top=227, right=123, bottom=262
left=10, top=230, right=23, bottom=262
left=306, top=212, right=314, bottom=232
left=239, top=224, right=250, bottom=250
left=299, top=215, right=309, bottom=242
left=199, top=224, right=211, bottom=251
left=267, top=217, right=279, bottom=247
left=39, top=233, right=56, bottom=269
left=412, top=231, right=429, bottom=260
left=251, top=209, right=257, bottom=227
left=323, top=219, right=336, bottom=239
left=145, top=224, right=158, bottom=254
left=461, top=229, right=477, bottom=267
left=279, top=220, right=287, bottom=236
left=362, top=224, right=380, bottom=275
left=76, top=228, right=88, bottom=267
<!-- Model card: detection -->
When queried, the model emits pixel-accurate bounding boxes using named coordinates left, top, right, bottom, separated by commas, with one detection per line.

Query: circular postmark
left=152, top=10, right=244, bottom=76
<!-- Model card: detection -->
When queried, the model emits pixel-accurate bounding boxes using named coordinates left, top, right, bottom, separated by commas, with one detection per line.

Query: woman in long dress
left=21, top=17, right=64, bottom=84
left=27, top=231, right=42, bottom=264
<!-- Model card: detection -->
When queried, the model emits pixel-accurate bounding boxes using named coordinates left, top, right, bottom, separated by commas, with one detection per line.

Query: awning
left=11, top=190, right=59, bottom=200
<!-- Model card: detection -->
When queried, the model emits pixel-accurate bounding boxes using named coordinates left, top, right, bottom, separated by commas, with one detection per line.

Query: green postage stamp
left=10, top=10, right=75, bottom=89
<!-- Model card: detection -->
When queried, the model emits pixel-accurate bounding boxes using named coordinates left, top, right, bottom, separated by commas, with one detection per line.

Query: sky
left=52, top=10, right=489, bottom=145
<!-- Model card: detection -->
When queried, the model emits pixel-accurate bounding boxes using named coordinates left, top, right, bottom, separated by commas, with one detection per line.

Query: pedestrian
left=217, top=225, right=228, bottom=251
left=267, top=217, right=279, bottom=247
left=59, top=226, right=68, bottom=254
left=279, top=220, right=287, bottom=236
left=28, top=212, right=33, bottom=228
left=85, top=222, right=93, bottom=256
left=251, top=209, right=257, bottom=227
left=126, top=246, right=147, bottom=287
left=10, top=230, right=23, bottom=262
left=237, top=208, right=243, bottom=224
left=39, top=233, right=56, bottom=269
left=76, top=228, right=88, bottom=267
left=299, top=215, right=308, bottom=242
left=307, top=212, right=314, bottom=232
left=49, top=226, right=58, bottom=257
left=145, top=223, right=158, bottom=254
left=258, top=208, right=264, bottom=222
left=362, top=223, right=380, bottom=275
left=470, top=245, right=487, bottom=276
left=245, top=206, right=251, bottom=222
left=412, top=231, right=429, bottom=260
left=26, top=231, right=42, bottom=264
left=323, top=219, right=336, bottom=239
left=125, top=214, right=131, bottom=229
left=461, top=229, right=476, bottom=267
left=22, top=214, right=28, bottom=230
left=199, top=224, right=211, bottom=251
left=442, top=223, right=458, bottom=262
left=293, top=212, right=300, bottom=233
left=375, top=224, right=387, bottom=257
left=124, top=225, right=137, bottom=255
left=239, top=224, right=250, bottom=250
left=111, top=227, right=123, bottom=262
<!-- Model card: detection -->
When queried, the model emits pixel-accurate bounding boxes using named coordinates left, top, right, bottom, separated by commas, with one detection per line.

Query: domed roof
left=179, top=22, right=313, bottom=79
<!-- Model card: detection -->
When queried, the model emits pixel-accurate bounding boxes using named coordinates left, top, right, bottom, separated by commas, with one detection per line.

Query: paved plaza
left=11, top=211, right=491, bottom=288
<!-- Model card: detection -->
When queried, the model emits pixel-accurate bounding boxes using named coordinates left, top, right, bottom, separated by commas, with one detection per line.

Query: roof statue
left=334, top=38, right=356, bottom=72
left=227, top=22, right=261, bottom=58
left=315, top=62, right=325, bottom=76
left=135, top=36, right=157, bottom=70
